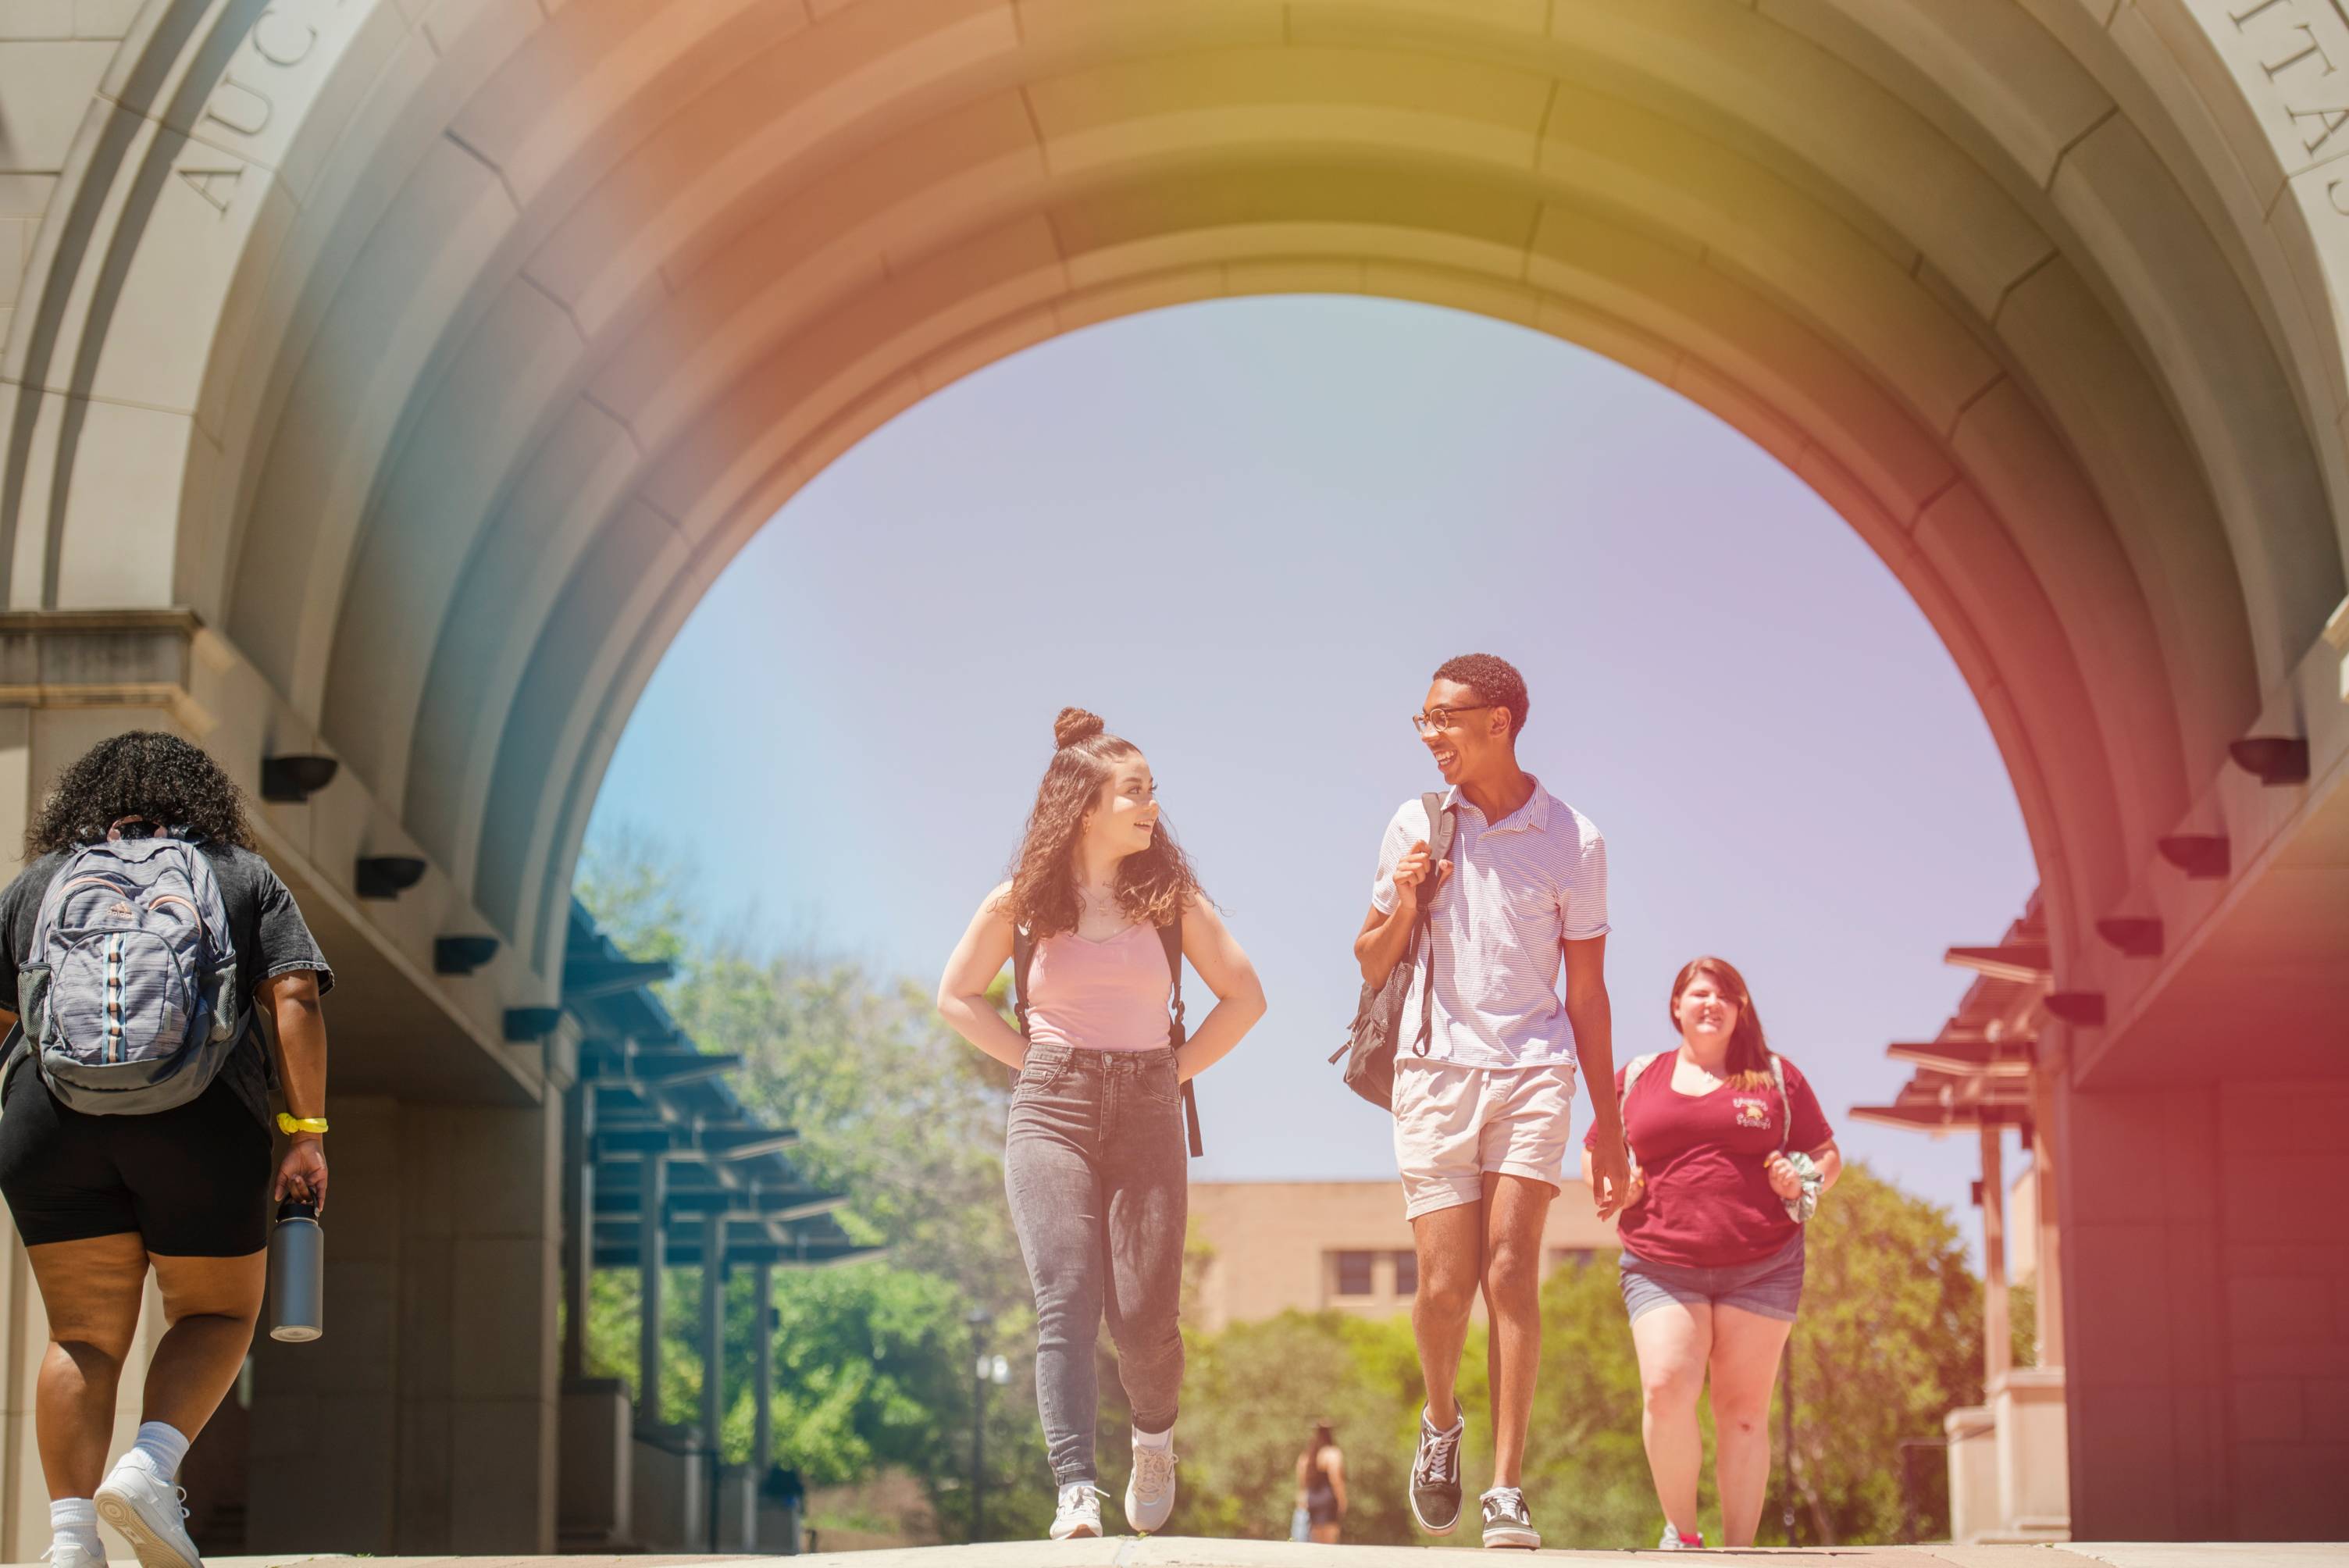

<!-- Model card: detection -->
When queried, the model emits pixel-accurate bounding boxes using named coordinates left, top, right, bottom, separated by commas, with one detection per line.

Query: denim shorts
left=1617, top=1230, right=1805, bottom=1324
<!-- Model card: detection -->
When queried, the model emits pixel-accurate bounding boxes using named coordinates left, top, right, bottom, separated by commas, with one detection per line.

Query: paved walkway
left=78, top=1542, right=2342, bottom=1566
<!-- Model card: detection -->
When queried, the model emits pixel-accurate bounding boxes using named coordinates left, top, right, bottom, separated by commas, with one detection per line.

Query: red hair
left=1669, top=956, right=1776, bottom=1091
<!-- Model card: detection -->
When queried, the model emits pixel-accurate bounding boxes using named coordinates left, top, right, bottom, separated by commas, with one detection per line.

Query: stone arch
left=7, top=0, right=2349, bottom=1541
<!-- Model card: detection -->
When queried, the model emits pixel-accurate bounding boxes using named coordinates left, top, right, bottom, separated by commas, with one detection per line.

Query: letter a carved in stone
left=177, top=166, right=243, bottom=217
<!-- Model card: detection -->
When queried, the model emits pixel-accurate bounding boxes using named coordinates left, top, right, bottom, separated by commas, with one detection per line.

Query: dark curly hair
left=1434, top=653, right=1530, bottom=739
left=24, top=732, right=255, bottom=857
left=1000, top=708, right=1205, bottom=939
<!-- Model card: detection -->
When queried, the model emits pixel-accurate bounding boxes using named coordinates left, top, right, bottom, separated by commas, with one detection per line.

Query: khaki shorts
left=1392, top=1058, right=1577, bottom=1220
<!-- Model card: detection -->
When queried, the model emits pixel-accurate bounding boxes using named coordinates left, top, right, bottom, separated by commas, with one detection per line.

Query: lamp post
left=964, top=1306, right=1011, bottom=1542
left=966, top=1307, right=990, bottom=1543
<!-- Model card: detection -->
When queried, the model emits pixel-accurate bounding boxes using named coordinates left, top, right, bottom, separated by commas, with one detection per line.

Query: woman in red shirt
left=1581, top=956, right=1841, bottom=1550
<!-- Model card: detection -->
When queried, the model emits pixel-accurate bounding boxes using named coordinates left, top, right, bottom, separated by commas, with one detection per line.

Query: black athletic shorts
left=0, top=1053, right=273, bottom=1256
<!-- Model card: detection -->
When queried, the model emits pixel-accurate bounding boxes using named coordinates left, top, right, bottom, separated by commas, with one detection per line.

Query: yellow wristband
left=276, top=1113, right=329, bottom=1135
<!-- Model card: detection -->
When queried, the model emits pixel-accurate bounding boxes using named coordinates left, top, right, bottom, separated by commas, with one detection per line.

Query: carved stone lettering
left=2289, top=102, right=2349, bottom=151
left=204, top=76, right=271, bottom=137
left=2262, top=24, right=2337, bottom=80
left=2328, top=176, right=2349, bottom=213
left=2232, top=0, right=2297, bottom=26
left=251, top=10, right=318, bottom=67
left=176, top=166, right=243, bottom=217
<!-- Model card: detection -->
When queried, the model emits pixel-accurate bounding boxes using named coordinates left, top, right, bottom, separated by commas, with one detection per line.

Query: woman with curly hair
left=938, top=709, right=1265, bottom=1541
left=0, top=732, right=334, bottom=1568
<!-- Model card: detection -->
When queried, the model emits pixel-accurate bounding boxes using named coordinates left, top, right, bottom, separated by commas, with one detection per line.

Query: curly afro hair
left=1433, top=652, right=1531, bottom=739
left=24, top=731, right=255, bottom=857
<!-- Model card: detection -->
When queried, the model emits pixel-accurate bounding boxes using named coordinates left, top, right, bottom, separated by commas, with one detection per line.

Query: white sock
left=50, top=1497, right=101, bottom=1558
left=1132, top=1424, right=1173, bottom=1451
left=123, top=1420, right=190, bottom=1480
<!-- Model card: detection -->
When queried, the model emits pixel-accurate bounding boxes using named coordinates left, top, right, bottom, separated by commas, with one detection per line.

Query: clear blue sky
left=586, top=295, right=2036, bottom=1232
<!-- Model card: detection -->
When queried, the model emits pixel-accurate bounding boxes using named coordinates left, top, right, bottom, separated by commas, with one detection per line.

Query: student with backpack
left=936, top=708, right=1265, bottom=1542
left=0, top=732, right=333, bottom=1568
left=1352, top=654, right=1631, bottom=1551
left=1581, top=956, right=1841, bottom=1551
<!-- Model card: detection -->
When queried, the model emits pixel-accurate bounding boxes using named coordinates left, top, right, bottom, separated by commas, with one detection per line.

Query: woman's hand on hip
left=276, top=1137, right=329, bottom=1213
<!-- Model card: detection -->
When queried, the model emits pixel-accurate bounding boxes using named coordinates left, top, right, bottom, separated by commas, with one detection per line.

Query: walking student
left=1356, top=654, right=1631, bottom=1551
left=936, top=708, right=1266, bottom=1541
left=0, top=732, right=333, bottom=1568
left=1296, top=1420, right=1347, bottom=1544
left=1584, top=956, right=1841, bottom=1550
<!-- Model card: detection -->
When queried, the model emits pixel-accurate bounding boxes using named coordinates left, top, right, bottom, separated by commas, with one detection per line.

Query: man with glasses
left=1355, top=653, right=1630, bottom=1550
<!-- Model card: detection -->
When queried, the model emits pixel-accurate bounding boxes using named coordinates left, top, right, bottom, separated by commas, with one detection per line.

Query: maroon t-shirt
left=1585, top=1052, right=1834, bottom=1270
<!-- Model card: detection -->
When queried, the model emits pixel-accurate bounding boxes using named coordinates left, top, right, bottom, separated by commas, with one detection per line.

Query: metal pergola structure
left=1850, top=894, right=2059, bottom=1382
left=558, top=900, right=879, bottom=1485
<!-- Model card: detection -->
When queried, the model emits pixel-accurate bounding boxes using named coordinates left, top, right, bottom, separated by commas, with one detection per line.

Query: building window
left=1334, top=1251, right=1375, bottom=1296
left=1548, top=1248, right=1598, bottom=1271
left=1392, top=1250, right=1418, bottom=1295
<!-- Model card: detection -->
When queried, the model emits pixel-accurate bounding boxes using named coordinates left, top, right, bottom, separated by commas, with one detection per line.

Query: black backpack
left=1328, top=792, right=1458, bottom=1110
left=1012, top=918, right=1203, bottom=1157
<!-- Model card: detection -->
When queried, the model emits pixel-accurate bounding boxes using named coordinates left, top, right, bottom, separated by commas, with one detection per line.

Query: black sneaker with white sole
left=1408, top=1406, right=1464, bottom=1534
left=1480, top=1485, right=1539, bottom=1550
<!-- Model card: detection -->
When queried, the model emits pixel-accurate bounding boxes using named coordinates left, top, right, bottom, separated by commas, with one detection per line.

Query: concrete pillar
left=394, top=1099, right=561, bottom=1552
left=636, top=1156, right=666, bottom=1429
left=1980, top=1124, right=2009, bottom=1386
left=245, top=1095, right=405, bottom=1552
left=2030, top=1071, right=2065, bottom=1370
left=561, top=1081, right=594, bottom=1383
left=2056, top=1071, right=2349, bottom=1541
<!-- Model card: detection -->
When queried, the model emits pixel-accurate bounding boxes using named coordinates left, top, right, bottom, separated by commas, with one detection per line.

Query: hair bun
left=1053, top=707, right=1106, bottom=748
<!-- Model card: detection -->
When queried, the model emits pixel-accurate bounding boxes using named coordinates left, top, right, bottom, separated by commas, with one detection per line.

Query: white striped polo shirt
left=1370, top=778, right=1609, bottom=1070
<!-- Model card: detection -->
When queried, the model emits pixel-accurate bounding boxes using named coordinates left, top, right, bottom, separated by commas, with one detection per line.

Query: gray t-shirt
left=0, top=840, right=335, bottom=1124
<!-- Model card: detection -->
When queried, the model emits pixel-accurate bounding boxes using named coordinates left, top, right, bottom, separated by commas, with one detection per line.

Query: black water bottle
left=268, top=1198, right=323, bottom=1343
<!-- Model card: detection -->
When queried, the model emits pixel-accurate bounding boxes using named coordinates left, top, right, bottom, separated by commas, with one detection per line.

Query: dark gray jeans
left=1004, top=1042, right=1188, bottom=1486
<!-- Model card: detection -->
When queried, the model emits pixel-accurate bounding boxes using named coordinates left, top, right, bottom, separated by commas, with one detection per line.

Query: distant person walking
left=1584, top=957, right=1840, bottom=1550
left=938, top=709, right=1266, bottom=1542
left=1356, top=654, right=1631, bottom=1552
left=0, top=733, right=333, bottom=1568
left=1296, top=1420, right=1347, bottom=1544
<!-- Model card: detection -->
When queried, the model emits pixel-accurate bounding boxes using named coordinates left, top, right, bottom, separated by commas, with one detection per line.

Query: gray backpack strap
left=1770, top=1053, right=1792, bottom=1153
left=1618, top=1051, right=1663, bottom=1131
left=1411, top=791, right=1455, bottom=1055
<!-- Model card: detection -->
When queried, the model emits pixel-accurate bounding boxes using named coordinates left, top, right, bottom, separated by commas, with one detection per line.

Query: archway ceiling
left=171, top=0, right=2347, bottom=979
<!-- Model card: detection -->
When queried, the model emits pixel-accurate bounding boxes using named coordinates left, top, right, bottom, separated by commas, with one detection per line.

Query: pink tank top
left=1025, top=925, right=1174, bottom=1053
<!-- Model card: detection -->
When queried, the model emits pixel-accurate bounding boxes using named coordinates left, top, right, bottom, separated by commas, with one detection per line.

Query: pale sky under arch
left=586, top=294, right=2037, bottom=1221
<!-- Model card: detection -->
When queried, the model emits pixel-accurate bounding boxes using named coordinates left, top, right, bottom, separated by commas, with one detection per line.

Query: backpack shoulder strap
left=1770, top=1053, right=1792, bottom=1153
left=1157, top=917, right=1185, bottom=1043
left=1422, top=791, right=1456, bottom=859
left=1409, top=793, right=1454, bottom=1055
left=1157, top=914, right=1203, bottom=1158
left=1617, top=1050, right=1663, bottom=1124
left=1011, top=925, right=1035, bottom=1039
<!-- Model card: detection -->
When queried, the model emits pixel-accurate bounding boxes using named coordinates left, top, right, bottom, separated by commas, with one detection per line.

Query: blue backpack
left=13, top=819, right=244, bottom=1114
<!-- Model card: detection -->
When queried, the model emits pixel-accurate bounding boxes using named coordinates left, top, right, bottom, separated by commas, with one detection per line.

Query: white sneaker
left=1049, top=1481, right=1104, bottom=1540
left=1479, top=1485, right=1539, bottom=1550
left=1660, top=1520, right=1706, bottom=1549
left=94, top=1459, right=200, bottom=1568
left=41, top=1542, right=104, bottom=1568
left=1125, top=1440, right=1178, bottom=1534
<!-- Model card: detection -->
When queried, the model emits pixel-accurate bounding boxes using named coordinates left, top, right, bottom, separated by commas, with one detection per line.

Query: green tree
left=1780, top=1161, right=1986, bottom=1544
left=574, top=828, right=1052, bottom=1541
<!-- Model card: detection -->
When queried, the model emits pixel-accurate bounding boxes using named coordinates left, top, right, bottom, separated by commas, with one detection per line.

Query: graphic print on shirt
left=1732, top=1096, right=1772, bottom=1130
